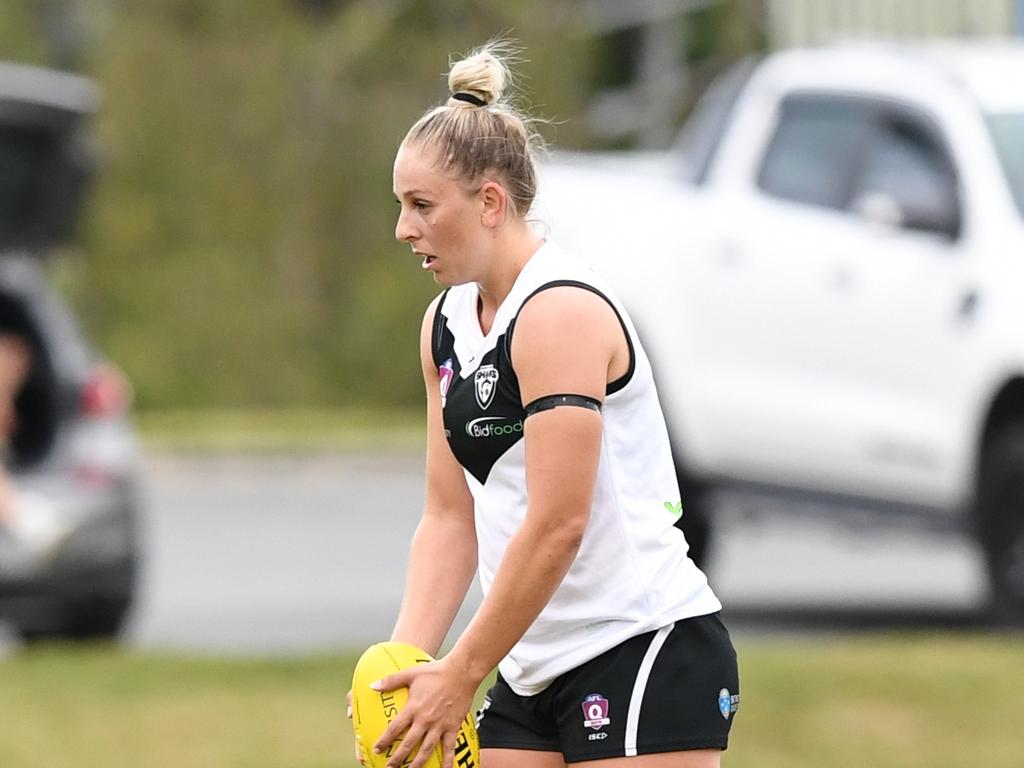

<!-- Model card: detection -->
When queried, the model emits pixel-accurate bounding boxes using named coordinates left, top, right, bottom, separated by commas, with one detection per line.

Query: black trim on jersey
left=431, top=288, right=452, bottom=369
left=524, top=393, right=602, bottom=417
left=510, top=280, right=636, bottom=395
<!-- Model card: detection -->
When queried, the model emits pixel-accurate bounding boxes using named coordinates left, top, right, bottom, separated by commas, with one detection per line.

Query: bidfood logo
left=465, top=417, right=523, bottom=438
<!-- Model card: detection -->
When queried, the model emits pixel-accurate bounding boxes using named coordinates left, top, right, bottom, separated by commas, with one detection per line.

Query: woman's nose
left=395, top=209, right=416, bottom=243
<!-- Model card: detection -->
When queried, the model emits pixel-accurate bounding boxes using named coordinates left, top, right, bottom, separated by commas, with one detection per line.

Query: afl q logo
left=581, top=693, right=610, bottom=730
left=474, top=365, right=499, bottom=410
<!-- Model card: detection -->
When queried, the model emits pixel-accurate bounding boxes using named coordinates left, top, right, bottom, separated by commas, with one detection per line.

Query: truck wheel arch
left=975, top=378, right=1024, bottom=623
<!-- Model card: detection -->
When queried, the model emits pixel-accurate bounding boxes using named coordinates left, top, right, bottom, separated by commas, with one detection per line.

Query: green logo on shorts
left=664, top=500, right=683, bottom=517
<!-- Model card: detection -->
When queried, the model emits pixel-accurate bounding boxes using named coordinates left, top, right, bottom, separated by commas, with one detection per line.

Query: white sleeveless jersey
left=431, top=240, right=720, bottom=695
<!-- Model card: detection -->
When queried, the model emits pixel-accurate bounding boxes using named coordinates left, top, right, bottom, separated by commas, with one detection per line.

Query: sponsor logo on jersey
left=465, top=417, right=523, bottom=438
left=718, top=688, right=739, bottom=720
left=582, top=693, right=611, bottom=730
left=439, top=358, right=454, bottom=407
left=664, top=500, right=683, bottom=517
left=474, top=364, right=499, bottom=410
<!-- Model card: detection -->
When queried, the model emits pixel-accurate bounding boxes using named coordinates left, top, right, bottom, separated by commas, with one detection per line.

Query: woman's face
left=393, top=142, right=487, bottom=286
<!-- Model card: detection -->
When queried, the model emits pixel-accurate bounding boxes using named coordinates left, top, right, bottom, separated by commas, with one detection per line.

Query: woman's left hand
left=371, top=655, right=479, bottom=768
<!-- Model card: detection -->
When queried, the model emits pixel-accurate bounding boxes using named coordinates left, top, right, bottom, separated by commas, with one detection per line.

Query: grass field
left=136, top=408, right=427, bottom=454
left=1, top=632, right=1022, bottom=768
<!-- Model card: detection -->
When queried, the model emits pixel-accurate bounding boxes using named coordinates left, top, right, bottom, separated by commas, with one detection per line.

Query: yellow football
left=350, top=642, right=481, bottom=768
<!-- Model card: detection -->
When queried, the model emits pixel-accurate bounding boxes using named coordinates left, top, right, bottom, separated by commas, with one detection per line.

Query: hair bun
left=447, top=44, right=511, bottom=107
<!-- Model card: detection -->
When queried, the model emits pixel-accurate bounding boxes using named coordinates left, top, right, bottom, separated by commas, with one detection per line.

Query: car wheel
left=65, top=596, right=133, bottom=639
left=17, top=596, right=132, bottom=644
left=977, top=424, right=1024, bottom=625
left=672, top=457, right=713, bottom=570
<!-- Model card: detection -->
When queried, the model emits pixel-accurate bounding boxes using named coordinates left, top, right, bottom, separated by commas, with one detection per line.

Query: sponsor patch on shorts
left=718, top=688, right=739, bottom=720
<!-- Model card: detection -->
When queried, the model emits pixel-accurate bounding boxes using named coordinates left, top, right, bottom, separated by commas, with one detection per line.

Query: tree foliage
left=2, top=0, right=761, bottom=410
left=62, top=0, right=592, bottom=409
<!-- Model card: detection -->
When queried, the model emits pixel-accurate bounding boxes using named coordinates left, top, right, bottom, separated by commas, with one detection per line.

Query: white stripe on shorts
left=624, top=622, right=675, bottom=757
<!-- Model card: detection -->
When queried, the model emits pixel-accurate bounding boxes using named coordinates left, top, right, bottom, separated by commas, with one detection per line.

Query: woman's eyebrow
left=396, top=187, right=433, bottom=198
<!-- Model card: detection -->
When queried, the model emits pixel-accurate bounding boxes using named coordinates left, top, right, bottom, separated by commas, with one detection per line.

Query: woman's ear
left=479, top=180, right=508, bottom=227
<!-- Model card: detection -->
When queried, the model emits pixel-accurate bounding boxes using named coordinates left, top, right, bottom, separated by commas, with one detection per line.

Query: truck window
left=987, top=113, right=1024, bottom=220
left=853, top=113, right=960, bottom=239
left=757, top=96, right=871, bottom=210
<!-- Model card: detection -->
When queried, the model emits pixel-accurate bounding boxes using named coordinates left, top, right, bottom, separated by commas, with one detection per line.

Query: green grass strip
left=137, top=408, right=426, bottom=454
left=0, top=633, right=1021, bottom=767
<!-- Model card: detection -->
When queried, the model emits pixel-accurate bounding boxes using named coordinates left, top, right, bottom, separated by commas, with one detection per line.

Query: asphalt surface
left=3, top=451, right=993, bottom=657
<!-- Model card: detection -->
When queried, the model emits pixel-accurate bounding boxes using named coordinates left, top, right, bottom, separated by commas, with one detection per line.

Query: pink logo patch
left=439, top=359, right=454, bottom=407
left=581, top=693, right=610, bottom=730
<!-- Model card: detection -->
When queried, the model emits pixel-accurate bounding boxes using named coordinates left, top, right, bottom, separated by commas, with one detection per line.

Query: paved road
left=107, top=452, right=989, bottom=654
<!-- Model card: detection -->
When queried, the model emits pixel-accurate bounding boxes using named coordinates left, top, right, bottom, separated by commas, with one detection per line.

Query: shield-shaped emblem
left=438, top=358, right=454, bottom=407
left=718, top=688, right=732, bottom=720
left=474, top=365, right=499, bottom=410
left=581, top=693, right=610, bottom=730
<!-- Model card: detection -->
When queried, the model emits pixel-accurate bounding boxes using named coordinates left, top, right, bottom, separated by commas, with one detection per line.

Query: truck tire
left=977, top=425, right=1024, bottom=624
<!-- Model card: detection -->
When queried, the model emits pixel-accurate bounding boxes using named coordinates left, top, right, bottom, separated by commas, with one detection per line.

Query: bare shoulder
left=514, top=285, right=619, bottom=334
left=511, top=285, right=623, bottom=404
left=420, top=292, right=447, bottom=334
left=419, top=291, right=448, bottom=375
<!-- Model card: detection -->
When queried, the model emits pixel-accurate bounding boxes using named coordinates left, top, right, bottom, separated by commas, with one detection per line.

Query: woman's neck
left=476, top=227, right=543, bottom=334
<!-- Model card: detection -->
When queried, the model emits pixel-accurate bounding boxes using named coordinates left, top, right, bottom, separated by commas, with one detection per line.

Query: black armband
left=524, top=393, right=602, bottom=418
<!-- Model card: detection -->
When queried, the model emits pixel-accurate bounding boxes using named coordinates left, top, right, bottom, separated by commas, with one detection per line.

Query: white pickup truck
left=537, top=41, right=1024, bottom=620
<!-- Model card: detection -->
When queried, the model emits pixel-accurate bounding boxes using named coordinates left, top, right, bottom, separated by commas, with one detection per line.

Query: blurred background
left=1, top=1, right=1023, bottom=767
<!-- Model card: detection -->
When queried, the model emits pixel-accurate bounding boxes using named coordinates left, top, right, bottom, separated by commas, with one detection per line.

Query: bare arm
left=374, top=287, right=628, bottom=768
left=443, top=286, right=625, bottom=682
left=389, top=295, right=478, bottom=657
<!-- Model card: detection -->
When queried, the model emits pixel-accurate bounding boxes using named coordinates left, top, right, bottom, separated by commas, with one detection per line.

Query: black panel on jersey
left=431, top=291, right=524, bottom=484
left=429, top=280, right=634, bottom=485
left=439, top=335, right=525, bottom=485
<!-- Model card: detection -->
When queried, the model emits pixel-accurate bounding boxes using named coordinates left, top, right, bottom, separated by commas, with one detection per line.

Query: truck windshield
left=988, top=113, right=1024, bottom=219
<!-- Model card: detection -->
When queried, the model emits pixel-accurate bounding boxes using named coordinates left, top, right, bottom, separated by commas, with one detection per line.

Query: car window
left=853, top=114, right=959, bottom=231
left=0, top=126, right=52, bottom=245
left=986, top=112, right=1024, bottom=220
left=757, top=96, right=871, bottom=209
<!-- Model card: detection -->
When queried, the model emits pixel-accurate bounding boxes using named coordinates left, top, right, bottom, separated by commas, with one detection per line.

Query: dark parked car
left=0, top=62, right=141, bottom=640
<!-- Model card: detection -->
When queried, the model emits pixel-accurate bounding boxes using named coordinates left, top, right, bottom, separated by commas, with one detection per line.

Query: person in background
left=0, top=332, right=32, bottom=529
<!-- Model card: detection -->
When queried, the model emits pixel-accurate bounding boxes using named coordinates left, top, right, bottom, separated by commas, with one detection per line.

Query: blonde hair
left=402, top=40, right=544, bottom=218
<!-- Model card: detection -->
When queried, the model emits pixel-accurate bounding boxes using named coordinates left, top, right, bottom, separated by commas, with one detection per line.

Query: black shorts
left=476, top=612, right=739, bottom=763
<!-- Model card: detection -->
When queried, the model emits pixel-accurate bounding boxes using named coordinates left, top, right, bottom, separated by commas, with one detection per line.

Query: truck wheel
left=673, top=459, right=713, bottom=570
left=977, top=425, right=1024, bottom=624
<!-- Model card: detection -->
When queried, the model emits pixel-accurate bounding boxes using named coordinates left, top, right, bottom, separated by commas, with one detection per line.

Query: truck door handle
left=830, top=266, right=854, bottom=292
left=715, top=240, right=742, bottom=266
left=957, top=289, right=979, bottom=321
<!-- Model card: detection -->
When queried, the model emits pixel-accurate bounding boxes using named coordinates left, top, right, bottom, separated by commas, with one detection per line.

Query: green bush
left=59, top=0, right=592, bottom=410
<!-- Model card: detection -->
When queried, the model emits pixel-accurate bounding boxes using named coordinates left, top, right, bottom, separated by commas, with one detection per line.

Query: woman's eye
left=414, top=200, right=431, bottom=210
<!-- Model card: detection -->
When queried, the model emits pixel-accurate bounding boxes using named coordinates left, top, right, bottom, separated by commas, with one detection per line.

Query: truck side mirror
left=852, top=189, right=961, bottom=241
